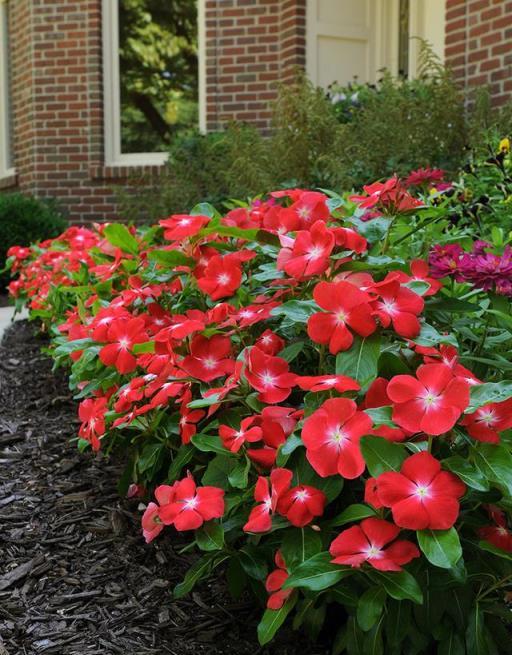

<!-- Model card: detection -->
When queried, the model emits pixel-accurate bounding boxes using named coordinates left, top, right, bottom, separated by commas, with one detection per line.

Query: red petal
left=361, top=517, right=399, bottom=548
left=384, top=540, right=420, bottom=565
left=401, top=452, right=441, bottom=484
left=391, top=496, right=431, bottom=530
left=387, top=375, right=424, bottom=402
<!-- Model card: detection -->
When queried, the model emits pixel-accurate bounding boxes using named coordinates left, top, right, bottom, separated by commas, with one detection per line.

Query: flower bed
left=7, top=172, right=512, bottom=653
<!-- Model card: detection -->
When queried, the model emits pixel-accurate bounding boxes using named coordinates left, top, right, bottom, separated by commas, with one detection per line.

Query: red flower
left=460, top=399, right=512, bottom=444
left=329, top=517, right=419, bottom=571
left=219, top=416, right=262, bottom=453
left=296, top=374, right=360, bottom=393
left=277, top=220, right=335, bottom=279
left=244, top=347, right=296, bottom=404
left=363, top=377, right=407, bottom=442
left=408, top=259, right=443, bottom=296
left=387, top=363, right=469, bottom=435
left=307, top=281, right=376, bottom=354
left=289, top=191, right=330, bottom=229
left=180, top=334, right=235, bottom=382
left=179, top=389, right=205, bottom=444
left=78, top=396, right=107, bottom=451
left=255, top=329, right=286, bottom=356
left=479, top=524, right=512, bottom=552
left=243, top=468, right=293, bottom=533
left=160, top=213, right=210, bottom=240
left=371, top=278, right=424, bottom=339
left=196, top=254, right=242, bottom=300
left=141, top=484, right=177, bottom=543
left=99, top=316, right=148, bottom=374
left=277, top=484, right=326, bottom=527
left=158, top=475, right=225, bottom=531
left=375, top=452, right=466, bottom=530
left=265, top=551, right=293, bottom=609
left=247, top=406, right=299, bottom=467
left=301, top=398, right=372, bottom=479
left=405, top=167, right=445, bottom=187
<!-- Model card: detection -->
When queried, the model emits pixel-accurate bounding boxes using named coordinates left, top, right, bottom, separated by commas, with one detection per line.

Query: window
left=0, top=0, right=14, bottom=179
left=398, top=0, right=410, bottom=78
left=102, top=0, right=205, bottom=167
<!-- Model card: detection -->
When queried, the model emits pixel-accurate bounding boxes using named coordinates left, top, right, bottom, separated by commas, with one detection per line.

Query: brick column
left=204, top=0, right=307, bottom=131
left=445, top=0, right=512, bottom=105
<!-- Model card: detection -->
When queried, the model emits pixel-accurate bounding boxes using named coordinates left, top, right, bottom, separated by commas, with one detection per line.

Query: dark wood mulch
left=0, top=321, right=330, bottom=655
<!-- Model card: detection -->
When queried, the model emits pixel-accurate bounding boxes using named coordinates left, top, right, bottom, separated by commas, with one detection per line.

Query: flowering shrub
left=7, top=181, right=512, bottom=653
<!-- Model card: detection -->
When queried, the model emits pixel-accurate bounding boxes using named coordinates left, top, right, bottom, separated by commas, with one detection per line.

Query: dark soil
left=0, top=321, right=329, bottom=655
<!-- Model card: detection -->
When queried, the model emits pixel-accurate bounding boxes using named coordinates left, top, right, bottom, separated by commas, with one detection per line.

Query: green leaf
left=367, top=570, right=423, bottom=604
left=467, top=381, right=512, bottom=412
left=195, top=521, right=225, bottom=552
left=417, top=528, right=462, bottom=569
left=404, top=280, right=430, bottom=296
left=426, top=296, right=479, bottom=313
left=385, top=600, right=411, bottom=648
left=132, top=341, right=155, bottom=354
left=257, top=595, right=297, bottom=646
left=168, top=444, right=194, bottom=482
left=336, top=334, right=381, bottom=391
left=360, top=436, right=407, bottom=477
left=227, top=456, right=251, bottom=489
left=202, top=454, right=238, bottom=490
left=438, top=632, right=465, bottom=655
left=147, top=249, right=194, bottom=268
left=191, top=202, right=216, bottom=218
left=138, top=443, right=164, bottom=474
left=54, top=338, right=95, bottom=356
left=103, top=223, right=139, bottom=255
left=173, top=553, right=228, bottom=598
left=329, top=503, right=378, bottom=527
left=472, top=444, right=512, bottom=497
left=466, top=606, right=489, bottom=655
left=278, top=341, right=304, bottom=363
left=413, top=323, right=458, bottom=348
left=191, top=433, right=231, bottom=455
left=365, top=406, right=394, bottom=427
left=280, top=528, right=322, bottom=569
left=276, top=434, right=303, bottom=466
left=357, top=587, right=386, bottom=631
left=283, top=552, right=351, bottom=592
left=478, top=540, right=512, bottom=561
left=270, top=299, right=318, bottom=323
left=238, top=545, right=268, bottom=581
left=443, top=456, right=489, bottom=491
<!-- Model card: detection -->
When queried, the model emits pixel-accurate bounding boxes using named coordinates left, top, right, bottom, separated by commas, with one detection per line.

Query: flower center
left=294, top=489, right=310, bottom=502
left=179, top=218, right=191, bottom=226
left=260, top=371, right=276, bottom=387
left=422, top=391, right=440, bottom=408
left=183, top=497, right=198, bottom=510
left=336, top=310, right=347, bottom=324
left=119, top=337, right=130, bottom=349
left=202, top=357, right=218, bottom=370
left=298, top=206, right=311, bottom=220
left=307, top=246, right=323, bottom=260
left=330, top=428, right=347, bottom=445
left=217, top=273, right=231, bottom=285
left=478, top=410, right=496, bottom=426
left=381, top=300, right=397, bottom=315
left=365, top=545, right=382, bottom=558
left=415, top=484, right=430, bottom=499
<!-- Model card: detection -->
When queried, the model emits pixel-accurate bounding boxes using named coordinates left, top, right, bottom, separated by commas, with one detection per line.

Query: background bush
left=0, top=193, right=66, bottom=289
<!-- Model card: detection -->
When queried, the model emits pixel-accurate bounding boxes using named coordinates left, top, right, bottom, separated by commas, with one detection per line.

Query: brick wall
left=204, top=0, right=305, bottom=131
left=445, top=0, right=512, bottom=105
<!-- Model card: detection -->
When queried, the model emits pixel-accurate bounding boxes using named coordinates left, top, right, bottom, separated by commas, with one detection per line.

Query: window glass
left=0, top=1, right=13, bottom=173
left=118, top=0, right=199, bottom=154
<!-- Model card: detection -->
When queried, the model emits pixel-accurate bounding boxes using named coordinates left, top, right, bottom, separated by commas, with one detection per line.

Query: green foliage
left=0, top=193, right=66, bottom=289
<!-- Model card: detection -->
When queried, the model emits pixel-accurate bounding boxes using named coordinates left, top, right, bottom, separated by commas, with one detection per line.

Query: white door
left=306, top=0, right=446, bottom=88
left=306, top=0, right=397, bottom=88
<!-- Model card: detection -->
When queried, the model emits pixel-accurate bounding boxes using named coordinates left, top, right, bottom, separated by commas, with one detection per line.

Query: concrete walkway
left=0, top=304, right=29, bottom=342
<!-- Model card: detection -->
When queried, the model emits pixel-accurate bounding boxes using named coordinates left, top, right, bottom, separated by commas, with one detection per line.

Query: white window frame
left=0, top=0, right=14, bottom=180
left=102, top=0, right=206, bottom=168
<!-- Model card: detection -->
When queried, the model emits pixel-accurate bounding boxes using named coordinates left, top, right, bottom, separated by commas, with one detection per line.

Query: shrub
left=0, top=193, right=66, bottom=289
left=8, top=174, right=512, bottom=653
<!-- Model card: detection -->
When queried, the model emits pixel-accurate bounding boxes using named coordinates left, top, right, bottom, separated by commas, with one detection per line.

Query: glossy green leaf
left=417, top=528, right=462, bottom=569
left=336, top=334, right=381, bottom=390
left=257, top=595, right=297, bottom=646
left=329, top=503, right=378, bottom=527
left=357, top=587, right=386, bottom=631
left=103, top=223, right=139, bottom=255
left=195, top=521, right=225, bottom=552
left=360, top=436, right=407, bottom=477
left=367, top=570, right=423, bottom=604
left=283, top=552, right=351, bottom=591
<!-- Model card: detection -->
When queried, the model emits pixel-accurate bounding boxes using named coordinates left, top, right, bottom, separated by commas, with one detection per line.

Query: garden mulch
left=0, top=321, right=330, bottom=655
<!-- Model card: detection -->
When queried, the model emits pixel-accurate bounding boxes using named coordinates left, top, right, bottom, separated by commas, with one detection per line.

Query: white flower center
left=381, top=300, right=397, bottom=315
left=307, top=246, right=323, bottom=260
left=478, top=410, right=496, bottom=426
left=179, top=218, right=191, bottom=226
left=217, top=273, right=231, bottom=285
left=260, top=371, right=276, bottom=387
left=336, top=310, right=347, bottom=324
left=422, top=391, right=440, bottom=408
left=415, top=484, right=430, bottom=499
left=298, top=206, right=311, bottom=220
left=184, top=497, right=198, bottom=510
left=202, top=357, right=218, bottom=370
left=365, top=545, right=382, bottom=558
left=294, top=489, right=310, bottom=502
left=329, top=428, right=346, bottom=445
left=119, top=338, right=130, bottom=349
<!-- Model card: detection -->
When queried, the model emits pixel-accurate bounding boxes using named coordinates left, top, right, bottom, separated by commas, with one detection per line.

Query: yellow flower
left=499, top=137, right=510, bottom=154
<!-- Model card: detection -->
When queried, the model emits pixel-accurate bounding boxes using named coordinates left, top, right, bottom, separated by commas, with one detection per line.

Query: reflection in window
left=118, top=0, right=198, bottom=154
left=398, top=0, right=410, bottom=78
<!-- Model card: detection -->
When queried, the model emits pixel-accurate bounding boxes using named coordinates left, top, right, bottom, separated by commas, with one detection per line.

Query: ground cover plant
left=7, top=155, right=512, bottom=653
